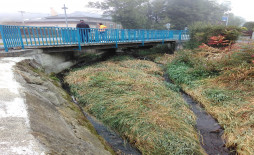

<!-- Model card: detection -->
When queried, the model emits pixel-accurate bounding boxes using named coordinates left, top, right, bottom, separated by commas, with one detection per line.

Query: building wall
left=4, top=17, right=122, bottom=29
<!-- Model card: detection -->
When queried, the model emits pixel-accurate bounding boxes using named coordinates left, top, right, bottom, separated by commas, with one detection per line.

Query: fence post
left=142, top=30, right=144, bottom=46
left=0, top=25, right=8, bottom=52
left=162, top=31, right=164, bottom=44
left=115, top=29, right=118, bottom=48
left=76, top=28, right=81, bottom=50
left=18, top=26, right=24, bottom=49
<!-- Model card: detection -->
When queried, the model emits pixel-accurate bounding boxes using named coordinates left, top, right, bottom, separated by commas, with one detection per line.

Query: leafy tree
left=227, top=14, right=245, bottom=27
left=164, top=0, right=228, bottom=29
left=89, top=0, right=238, bottom=30
left=243, top=22, right=254, bottom=31
left=88, top=0, right=149, bottom=29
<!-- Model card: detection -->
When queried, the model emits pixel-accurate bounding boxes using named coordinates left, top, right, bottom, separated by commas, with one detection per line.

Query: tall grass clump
left=65, top=56, right=205, bottom=155
left=167, top=42, right=254, bottom=154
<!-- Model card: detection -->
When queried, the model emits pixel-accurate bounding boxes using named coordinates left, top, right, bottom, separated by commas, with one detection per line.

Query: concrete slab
left=0, top=57, right=45, bottom=154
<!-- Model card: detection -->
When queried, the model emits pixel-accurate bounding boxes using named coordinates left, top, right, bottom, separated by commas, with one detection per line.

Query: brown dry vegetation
left=65, top=56, right=206, bottom=155
left=167, top=41, right=254, bottom=154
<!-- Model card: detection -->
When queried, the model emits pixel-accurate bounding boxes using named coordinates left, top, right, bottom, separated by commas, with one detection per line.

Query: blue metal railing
left=0, top=25, right=189, bottom=52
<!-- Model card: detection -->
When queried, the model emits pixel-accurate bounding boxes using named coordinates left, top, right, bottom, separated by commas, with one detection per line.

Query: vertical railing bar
left=142, top=30, right=144, bottom=46
left=13, top=26, right=17, bottom=47
left=59, top=28, right=63, bottom=44
left=73, top=28, right=76, bottom=44
left=70, top=28, right=73, bottom=44
left=7, top=26, right=12, bottom=48
left=55, top=28, right=59, bottom=45
left=3, top=26, right=9, bottom=50
left=8, top=26, right=13, bottom=47
left=27, top=27, right=32, bottom=46
left=51, top=27, right=55, bottom=45
left=31, top=27, right=37, bottom=46
left=58, top=27, right=63, bottom=44
left=13, top=26, right=19, bottom=47
left=67, top=28, right=70, bottom=44
left=179, top=30, right=182, bottom=41
left=9, top=26, right=14, bottom=47
left=76, top=27, right=81, bottom=50
left=115, top=29, right=118, bottom=48
left=88, top=28, right=91, bottom=43
left=18, top=26, right=24, bottom=49
left=43, top=27, right=49, bottom=46
left=36, top=27, right=41, bottom=46
left=0, top=25, right=8, bottom=52
left=39, top=28, right=44, bottom=46
left=23, top=26, right=28, bottom=46
left=47, top=28, right=52, bottom=45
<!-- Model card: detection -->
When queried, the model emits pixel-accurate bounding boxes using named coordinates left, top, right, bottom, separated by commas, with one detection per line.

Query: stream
left=60, top=53, right=234, bottom=155
left=164, top=75, right=233, bottom=155
left=71, top=96, right=141, bottom=155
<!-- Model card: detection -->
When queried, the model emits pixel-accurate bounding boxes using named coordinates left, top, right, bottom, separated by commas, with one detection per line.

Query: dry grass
left=65, top=57, right=205, bottom=155
left=167, top=42, right=254, bottom=154
left=154, top=53, right=175, bottom=65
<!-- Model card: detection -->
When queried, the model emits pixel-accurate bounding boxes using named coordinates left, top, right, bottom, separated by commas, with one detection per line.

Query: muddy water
left=182, top=94, right=232, bottom=155
left=71, top=96, right=141, bottom=155
left=164, top=75, right=233, bottom=155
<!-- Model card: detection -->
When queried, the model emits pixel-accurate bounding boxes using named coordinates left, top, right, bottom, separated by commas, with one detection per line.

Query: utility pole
left=62, top=4, right=68, bottom=27
left=18, top=11, right=25, bottom=25
left=226, top=13, right=229, bottom=26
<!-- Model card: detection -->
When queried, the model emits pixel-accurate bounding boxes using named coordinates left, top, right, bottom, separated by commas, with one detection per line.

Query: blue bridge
left=0, top=25, right=189, bottom=52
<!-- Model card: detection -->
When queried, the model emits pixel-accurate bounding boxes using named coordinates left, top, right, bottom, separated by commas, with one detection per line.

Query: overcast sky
left=0, top=0, right=253, bottom=21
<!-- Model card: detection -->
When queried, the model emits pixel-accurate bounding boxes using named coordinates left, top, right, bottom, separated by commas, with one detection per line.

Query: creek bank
left=13, top=59, right=113, bottom=155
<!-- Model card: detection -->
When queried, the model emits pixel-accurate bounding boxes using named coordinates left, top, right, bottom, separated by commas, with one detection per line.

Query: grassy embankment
left=166, top=42, right=254, bottom=154
left=65, top=54, right=206, bottom=155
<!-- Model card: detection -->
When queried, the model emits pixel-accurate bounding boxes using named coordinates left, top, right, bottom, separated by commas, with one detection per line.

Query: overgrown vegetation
left=186, top=22, right=242, bottom=49
left=132, top=44, right=173, bottom=61
left=65, top=56, right=205, bottom=155
left=167, top=41, right=254, bottom=154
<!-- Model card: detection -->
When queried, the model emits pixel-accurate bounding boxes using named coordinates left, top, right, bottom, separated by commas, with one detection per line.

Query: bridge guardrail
left=0, top=25, right=189, bottom=52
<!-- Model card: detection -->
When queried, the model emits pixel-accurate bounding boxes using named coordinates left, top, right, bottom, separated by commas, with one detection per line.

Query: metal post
left=62, top=4, right=68, bottom=27
left=115, top=29, right=118, bottom=48
left=76, top=28, right=81, bottom=50
left=0, top=25, right=8, bottom=52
